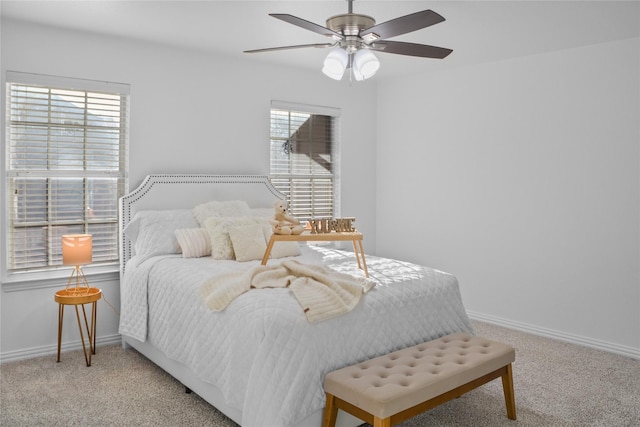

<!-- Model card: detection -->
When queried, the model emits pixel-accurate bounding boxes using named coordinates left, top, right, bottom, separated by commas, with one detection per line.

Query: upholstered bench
left=323, top=332, right=516, bottom=427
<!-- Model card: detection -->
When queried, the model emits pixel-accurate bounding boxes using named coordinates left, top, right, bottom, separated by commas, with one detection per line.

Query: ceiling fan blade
left=360, top=10, right=445, bottom=41
left=270, top=14, right=342, bottom=39
left=370, top=40, right=453, bottom=59
left=244, top=43, right=335, bottom=54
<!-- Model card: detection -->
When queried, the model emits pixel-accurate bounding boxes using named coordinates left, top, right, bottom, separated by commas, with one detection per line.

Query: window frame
left=269, top=100, right=341, bottom=221
left=2, top=71, right=129, bottom=286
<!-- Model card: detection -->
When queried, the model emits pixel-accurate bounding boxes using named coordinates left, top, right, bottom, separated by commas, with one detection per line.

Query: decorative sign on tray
left=308, top=217, right=356, bottom=234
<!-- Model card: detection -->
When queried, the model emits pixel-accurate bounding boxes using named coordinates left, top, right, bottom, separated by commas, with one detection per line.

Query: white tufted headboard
left=118, top=174, right=286, bottom=278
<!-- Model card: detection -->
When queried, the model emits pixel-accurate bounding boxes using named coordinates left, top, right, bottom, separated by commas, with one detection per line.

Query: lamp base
left=65, top=265, right=92, bottom=295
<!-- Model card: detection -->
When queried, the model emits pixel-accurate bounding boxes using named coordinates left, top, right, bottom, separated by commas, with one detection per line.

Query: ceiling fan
left=244, top=0, right=452, bottom=81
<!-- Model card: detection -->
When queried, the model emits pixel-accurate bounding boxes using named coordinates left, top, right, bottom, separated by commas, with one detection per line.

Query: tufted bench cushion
left=323, top=332, right=516, bottom=427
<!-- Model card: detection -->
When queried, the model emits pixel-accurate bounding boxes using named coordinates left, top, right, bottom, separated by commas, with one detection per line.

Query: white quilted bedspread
left=119, top=246, right=473, bottom=426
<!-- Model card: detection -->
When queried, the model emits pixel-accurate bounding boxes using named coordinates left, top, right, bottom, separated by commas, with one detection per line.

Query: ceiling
left=2, top=1, right=639, bottom=79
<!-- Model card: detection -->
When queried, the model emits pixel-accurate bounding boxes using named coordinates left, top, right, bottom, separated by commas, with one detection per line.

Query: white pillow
left=175, top=229, right=211, bottom=258
left=205, top=216, right=264, bottom=260
left=193, top=200, right=251, bottom=227
left=229, top=223, right=267, bottom=262
left=124, top=210, right=198, bottom=257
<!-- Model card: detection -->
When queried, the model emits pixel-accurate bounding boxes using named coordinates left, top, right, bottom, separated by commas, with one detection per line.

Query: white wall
left=2, top=18, right=638, bottom=362
left=0, top=19, right=378, bottom=360
left=376, top=37, right=640, bottom=357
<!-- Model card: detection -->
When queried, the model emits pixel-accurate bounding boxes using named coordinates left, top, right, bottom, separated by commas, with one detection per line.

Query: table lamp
left=57, top=233, right=101, bottom=366
left=62, top=234, right=92, bottom=295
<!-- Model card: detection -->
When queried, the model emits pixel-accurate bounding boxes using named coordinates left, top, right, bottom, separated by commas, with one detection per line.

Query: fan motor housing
left=326, top=13, right=376, bottom=36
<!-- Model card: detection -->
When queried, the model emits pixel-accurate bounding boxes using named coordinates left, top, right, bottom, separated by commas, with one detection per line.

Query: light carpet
left=1, top=321, right=638, bottom=426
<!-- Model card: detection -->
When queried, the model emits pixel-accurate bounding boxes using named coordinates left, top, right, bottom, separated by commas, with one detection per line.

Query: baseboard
left=0, top=334, right=122, bottom=363
left=467, top=311, right=640, bottom=360
left=4, top=317, right=639, bottom=362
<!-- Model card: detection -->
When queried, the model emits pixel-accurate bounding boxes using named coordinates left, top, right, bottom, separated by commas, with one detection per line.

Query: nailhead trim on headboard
left=119, top=174, right=286, bottom=278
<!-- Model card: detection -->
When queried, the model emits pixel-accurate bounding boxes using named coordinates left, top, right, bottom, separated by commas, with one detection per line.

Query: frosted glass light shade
left=322, top=48, right=348, bottom=80
left=353, top=49, right=380, bottom=80
left=352, top=67, right=365, bottom=81
left=62, top=234, right=92, bottom=266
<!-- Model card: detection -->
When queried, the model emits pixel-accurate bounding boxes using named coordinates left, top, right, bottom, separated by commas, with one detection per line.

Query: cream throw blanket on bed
left=201, top=260, right=375, bottom=323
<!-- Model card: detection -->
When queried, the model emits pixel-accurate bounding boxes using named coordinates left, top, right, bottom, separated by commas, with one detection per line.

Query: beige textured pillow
left=175, top=229, right=211, bottom=258
left=205, top=217, right=265, bottom=260
left=229, top=223, right=268, bottom=262
left=205, top=218, right=238, bottom=260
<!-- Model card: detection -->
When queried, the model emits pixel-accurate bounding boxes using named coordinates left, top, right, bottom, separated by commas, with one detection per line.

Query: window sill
left=2, top=265, right=119, bottom=293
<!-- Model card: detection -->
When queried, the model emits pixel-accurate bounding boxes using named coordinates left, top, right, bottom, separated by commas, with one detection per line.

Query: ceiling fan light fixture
left=322, top=65, right=345, bottom=80
left=353, top=49, right=380, bottom=80
left=322, top=47, right=348, bottom=80
left=352, top=66, right=365, bottom=81
left=247, top=4, right=452, bottom=83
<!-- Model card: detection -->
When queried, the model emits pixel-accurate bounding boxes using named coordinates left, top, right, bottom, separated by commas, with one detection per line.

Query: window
left=269, top=101, right=340, bottom=220
left=5, top=72, right=129, bottom=275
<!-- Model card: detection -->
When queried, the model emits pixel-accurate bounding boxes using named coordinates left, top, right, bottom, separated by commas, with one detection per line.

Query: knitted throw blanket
left=200, top=260, right=376, bottom=323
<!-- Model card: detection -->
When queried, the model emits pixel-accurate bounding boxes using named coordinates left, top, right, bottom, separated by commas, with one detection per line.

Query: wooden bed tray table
left=262, top=231, right=369, bottom=277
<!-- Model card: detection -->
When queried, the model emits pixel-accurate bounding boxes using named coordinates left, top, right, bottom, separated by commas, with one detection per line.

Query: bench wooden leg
left=373, top=416, right=391, bottom=427
left=323, top=393, right=339, bottom=427
left=501, top=363, right=517, bottom=420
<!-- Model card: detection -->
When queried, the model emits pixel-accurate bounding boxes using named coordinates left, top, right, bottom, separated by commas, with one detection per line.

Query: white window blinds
left=269, top=101, right=340, bottom=220
left=5, top=72, right=129, bottom=272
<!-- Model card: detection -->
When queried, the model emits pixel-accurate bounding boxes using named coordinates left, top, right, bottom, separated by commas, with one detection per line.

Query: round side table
left=55, top=287, right=102, bottom=367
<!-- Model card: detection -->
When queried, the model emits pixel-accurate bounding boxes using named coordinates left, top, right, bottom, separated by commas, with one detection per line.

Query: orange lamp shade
left=62, top=234, right=93, bottom=266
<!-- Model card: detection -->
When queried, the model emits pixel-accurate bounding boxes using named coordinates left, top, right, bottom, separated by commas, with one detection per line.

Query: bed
left=118, top=174, right=474, bottom=427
